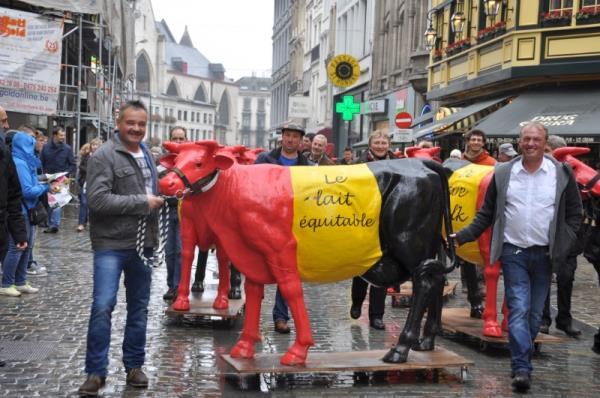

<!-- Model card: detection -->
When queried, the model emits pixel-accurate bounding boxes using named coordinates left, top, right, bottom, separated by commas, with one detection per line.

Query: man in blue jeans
left=255, top=122, right=309, bottom=334
left=40, top=126, right=76, bottom=233
left=452, top=122, right=581, bottom=392
left=78, top=100, right=164, bottom=396
left=162, top=126, right=187, bottom=301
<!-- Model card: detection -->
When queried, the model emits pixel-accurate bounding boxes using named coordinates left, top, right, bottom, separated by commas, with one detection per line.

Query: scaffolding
left=0, top=0, right=134, bottom=151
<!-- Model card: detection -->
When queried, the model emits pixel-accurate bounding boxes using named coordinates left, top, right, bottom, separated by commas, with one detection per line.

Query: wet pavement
left=1, top=205, right=600, bottom=397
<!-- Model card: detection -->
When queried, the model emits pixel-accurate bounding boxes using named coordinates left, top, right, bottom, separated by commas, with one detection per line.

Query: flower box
left=445, top=39, right=471, bottom=57
left=541, top=10, right=572, bottom=27
left=477, top=21, right=507, bottom=44
left=576, top=6, right=600, bottom=25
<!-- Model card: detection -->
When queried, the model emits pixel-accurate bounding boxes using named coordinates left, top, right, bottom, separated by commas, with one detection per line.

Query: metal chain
left=136, top=200, right=171, bottom=269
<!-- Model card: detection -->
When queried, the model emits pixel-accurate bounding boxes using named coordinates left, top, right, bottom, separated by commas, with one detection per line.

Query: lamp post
left=483, top=0, right=501, bottom=24
left=424, top=7, right=438, bottom=51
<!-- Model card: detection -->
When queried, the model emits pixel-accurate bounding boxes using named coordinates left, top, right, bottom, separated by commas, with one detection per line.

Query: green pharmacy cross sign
left=335, top=95, right=361, bottom=121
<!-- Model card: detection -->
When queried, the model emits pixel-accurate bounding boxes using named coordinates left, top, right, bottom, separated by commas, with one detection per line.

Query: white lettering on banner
left=0, top=6, right=62, bottom=115
left=519, top=114, right=579, bottom=127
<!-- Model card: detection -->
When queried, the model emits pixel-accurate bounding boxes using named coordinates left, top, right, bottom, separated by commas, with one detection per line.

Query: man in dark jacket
left=78, top=100, right=164, bottom=396
left=40, top=127, right=76, bottom=233
left=453, top=122, right=582, bottom=392
left=0, top=124, right=28, bottom=367
left=255, top=122, right=308, bottom=334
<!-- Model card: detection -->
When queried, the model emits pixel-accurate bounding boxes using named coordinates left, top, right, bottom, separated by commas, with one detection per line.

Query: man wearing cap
left=498, top=143, right=518, bottom=162
left=255, top=122, right=309, bottom=334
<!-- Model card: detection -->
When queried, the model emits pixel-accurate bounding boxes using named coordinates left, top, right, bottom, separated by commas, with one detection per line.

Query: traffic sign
left=395, top=112, right=413, bottom=129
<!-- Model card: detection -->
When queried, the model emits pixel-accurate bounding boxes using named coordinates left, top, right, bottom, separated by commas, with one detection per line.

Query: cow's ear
left=160, top=153, right=177, bottom=170
left=163, top=142, right=180, bottom=154
left=214, top=154, right=235, bottom=170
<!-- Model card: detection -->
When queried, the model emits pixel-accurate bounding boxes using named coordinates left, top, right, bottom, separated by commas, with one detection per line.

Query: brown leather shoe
left=78, top=374, right=106, bottom=396
left=274, top=320, right=291, bottom=334
left=126, top=368, right=148, bottom=388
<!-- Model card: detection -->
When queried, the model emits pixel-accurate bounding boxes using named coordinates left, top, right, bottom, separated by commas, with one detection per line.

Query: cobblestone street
left=2, top=206, right=600, bottom=397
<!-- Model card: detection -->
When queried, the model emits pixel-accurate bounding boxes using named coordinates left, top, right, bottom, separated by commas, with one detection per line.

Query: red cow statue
left=160, top=140, right=457, bottom=366
left=407, top=146, right=507, bottom=337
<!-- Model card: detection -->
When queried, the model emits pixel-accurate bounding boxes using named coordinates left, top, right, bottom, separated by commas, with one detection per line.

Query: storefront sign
left=0, top=7, right=62, bottom=115
left=519, top=114, right=579, bottom=127
left=288, top=96, right=312, bottom=118
left=363, top=99, right=387, bottom=114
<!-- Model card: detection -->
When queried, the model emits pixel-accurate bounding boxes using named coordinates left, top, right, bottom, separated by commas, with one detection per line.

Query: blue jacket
left=12, top=133, right=49, bottom=214
left=40, top=140, right=76, bottom=175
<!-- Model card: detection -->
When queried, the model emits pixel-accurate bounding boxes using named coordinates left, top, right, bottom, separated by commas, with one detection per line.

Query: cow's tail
left=423, top=160, right=458, bottom=274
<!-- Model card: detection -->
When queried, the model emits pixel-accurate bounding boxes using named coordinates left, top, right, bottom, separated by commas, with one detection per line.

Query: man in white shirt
left=452, top=122, right=582, bottom=392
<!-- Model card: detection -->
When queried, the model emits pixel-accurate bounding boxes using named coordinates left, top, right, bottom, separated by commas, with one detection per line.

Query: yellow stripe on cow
left=290, top=164, right=382, bottom=283
left=448, top=163, right=494, bottom=266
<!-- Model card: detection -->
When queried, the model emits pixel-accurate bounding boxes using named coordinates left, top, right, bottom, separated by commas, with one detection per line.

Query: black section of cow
left=360, top=158, right=457, bottom=363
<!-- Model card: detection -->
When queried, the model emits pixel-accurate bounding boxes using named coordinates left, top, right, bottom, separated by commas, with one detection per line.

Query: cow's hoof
left=382, top=346, right=408, bottom=363
left=483, top=321, right=503, bottom=338
left=213, top=295, right=229, bottom=310
left=280, top=343, right=309, bottom=366
left=413, top=337, right=435, bottom=351
left=228, top=287, right=242, bottom=300
left=230, top=341, right=255, bottom=359
left=172, top=297, right=190, bottom=311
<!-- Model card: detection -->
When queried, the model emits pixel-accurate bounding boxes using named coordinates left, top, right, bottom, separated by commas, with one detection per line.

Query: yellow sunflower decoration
left=327, top=54, right=360, bottom=88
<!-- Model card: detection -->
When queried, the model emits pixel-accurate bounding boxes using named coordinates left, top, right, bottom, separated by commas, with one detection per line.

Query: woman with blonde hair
left=350, top=130, right=398, bottom=330
left=77, top=138, right=102, bottom=231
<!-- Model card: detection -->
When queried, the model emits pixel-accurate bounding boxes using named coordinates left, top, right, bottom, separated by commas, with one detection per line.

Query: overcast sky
left=150, top=0, right=274, bottom=81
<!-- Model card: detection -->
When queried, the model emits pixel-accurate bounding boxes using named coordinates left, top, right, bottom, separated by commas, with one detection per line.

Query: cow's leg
left=482, top=260, right=503, bottom=337
left=413, top=260, right=445, bottom=351
left=212, top=245, right=230, bottom=310
left=230, top=279, right=263, bottom=359
left=270, top=251, right=314, bottom=366
left=173, top=217, right=196, bottom=311
left=383, top=259, right=440, bottom=363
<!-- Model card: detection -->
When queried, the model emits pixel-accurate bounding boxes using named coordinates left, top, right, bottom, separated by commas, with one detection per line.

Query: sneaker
left=0, top=286, right=21, bottom=297
left=77, top=225, right=85, bottom=232
left=126, top=368, right=149, bottom=388
left=27, top=267, right=38, bottom=275
left=15, top=283, right=39, bottom=294
left=78, top=374, right=106, bottom=396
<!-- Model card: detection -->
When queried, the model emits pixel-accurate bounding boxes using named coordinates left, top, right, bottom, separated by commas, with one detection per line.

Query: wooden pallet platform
left=388, top=281, right=457, bottom=298
left=222, top=346, right=472, bottom=375
left=165, top=286, right=244, bottom=319
left=388, top=282, right=458, bottom=297
left=441, top=307, right=562, bottom=345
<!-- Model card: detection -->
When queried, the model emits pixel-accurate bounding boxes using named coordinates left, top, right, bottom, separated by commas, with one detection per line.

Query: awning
left=474, top=89, right=600, bottom=138
left=410, top=107, right=461, bottom=128
left=412, top=97, right=510, bottom=140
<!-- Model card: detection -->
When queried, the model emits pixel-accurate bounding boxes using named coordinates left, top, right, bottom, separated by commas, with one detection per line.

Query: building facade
left=271, top=0, right=294, bottom=138
left=134, top=0, right=239, bottom=144
left=369, top=0, right=431, bottom=144
left=236, top=76, right=272, bottom=148
left=420, top=0, right=600, bottom=161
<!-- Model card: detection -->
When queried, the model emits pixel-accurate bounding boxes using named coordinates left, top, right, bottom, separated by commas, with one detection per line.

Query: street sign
left=395, top=112, right=413, bottom=129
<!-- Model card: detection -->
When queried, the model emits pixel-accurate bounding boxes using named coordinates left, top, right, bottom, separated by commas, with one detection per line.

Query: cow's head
left=159, top=140, right=234, bottom=197
left=551, top=146, right=600, bottom=199
left=405, top=146, right=442, bottom=161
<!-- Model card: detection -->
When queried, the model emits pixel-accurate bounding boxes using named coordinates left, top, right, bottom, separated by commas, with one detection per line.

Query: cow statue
left=161, top=145, right=264, bottom=309
left=407, top=146, right=507, bottom=337
left=159, top=140, right=457, bottom=366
